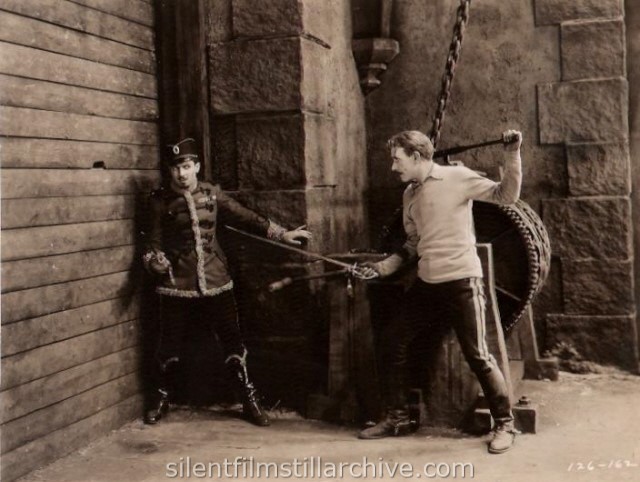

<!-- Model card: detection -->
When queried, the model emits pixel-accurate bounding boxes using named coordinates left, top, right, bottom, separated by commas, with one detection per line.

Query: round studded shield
left=472, top=200, right=551, bottom=333
left=377, top=198, right=551, bottom=333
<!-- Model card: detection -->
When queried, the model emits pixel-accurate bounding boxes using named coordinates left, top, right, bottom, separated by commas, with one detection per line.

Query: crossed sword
left=227, top=134, right=518, bottom=292
left=224, top=225, right=378, bottom=292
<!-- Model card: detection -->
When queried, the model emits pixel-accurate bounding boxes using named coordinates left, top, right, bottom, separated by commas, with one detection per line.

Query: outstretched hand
left=282, top=226, right=313, bottom=246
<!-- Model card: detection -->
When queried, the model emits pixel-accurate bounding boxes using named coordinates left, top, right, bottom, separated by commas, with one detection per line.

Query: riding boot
left=359, top=375, right=415, bottom=439
left=226, top=350, right=270, bottom=427
left=144, top=357, right=179, bottom=424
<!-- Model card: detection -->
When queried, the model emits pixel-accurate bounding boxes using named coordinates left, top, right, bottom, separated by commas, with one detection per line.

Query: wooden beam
left=157, top=0, right=179, bottom=142
left=1, top=244, right=135, bottom=292
left=0, top=43, right=157, bottom=97
left=0, top=347, right=139, bottom=424
left=0, top=11, right=155, bottom=73
left=1, top=320, right=139, bottom=390
left=0, top=395, right=142, bottom=482
left=0, top=138, right=159, bottom=169
left=70, top=0, right=155, bottom=27
left=0, top=107, right=159, bottom=144
left=174, top=0, right=211, bottom=174
left=1, top=272, right=134, bottom=323
left=1, top=195, right=136, bottom=229
left=0, top=75, right=158, bottom=121
left=1, top=169, right=159, bottom=199
left=2, top=373, right=141, bottom=454
left=0, top=0, right=154, bottom=49
left=156, top=0, right=212, bottom=176
left=1, top=297, right=140, bottom=355
left=1, top=220, right=136, bottom=261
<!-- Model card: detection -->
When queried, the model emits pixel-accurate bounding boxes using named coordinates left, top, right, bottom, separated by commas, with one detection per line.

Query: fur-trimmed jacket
left=143, top=181, right=285, bottom=298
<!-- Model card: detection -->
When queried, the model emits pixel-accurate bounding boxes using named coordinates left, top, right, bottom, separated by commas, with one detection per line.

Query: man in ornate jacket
left=143, top=137, right=311, bottom=426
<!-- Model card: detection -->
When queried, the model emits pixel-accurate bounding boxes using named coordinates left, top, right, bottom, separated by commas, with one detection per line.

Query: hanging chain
left=380, top=0, right=472, bottom=250
left=429, top=0, right=471, bottom=149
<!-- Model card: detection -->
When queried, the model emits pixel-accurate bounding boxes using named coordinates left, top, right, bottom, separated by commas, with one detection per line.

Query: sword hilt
left=434, top=133, right=519, bottom=159
left=268, top=277, right=293, bottom=292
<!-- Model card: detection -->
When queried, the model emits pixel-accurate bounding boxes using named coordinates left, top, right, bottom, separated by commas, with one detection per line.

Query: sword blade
left=434, top=138, right=504, bottom=158
left=224, top=225, right=355, bottom=270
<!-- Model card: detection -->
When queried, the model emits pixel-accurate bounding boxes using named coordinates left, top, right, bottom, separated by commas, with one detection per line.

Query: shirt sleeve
left=401, top=196, right=419, bottom=260
left=462, top=150, right=522, bottom=204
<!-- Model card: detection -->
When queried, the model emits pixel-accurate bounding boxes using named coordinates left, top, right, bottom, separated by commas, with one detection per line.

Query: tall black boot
left=144, top=357, right=179, bottom=424
left=226, top=350, right=270, bottom=427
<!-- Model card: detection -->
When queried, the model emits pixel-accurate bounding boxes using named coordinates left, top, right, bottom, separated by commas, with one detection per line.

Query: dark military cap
left=167, top=137, right=199, bottom=165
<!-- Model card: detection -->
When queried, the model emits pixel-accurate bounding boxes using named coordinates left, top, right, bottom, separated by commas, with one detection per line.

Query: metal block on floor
left=513, top=396, right=538, bottom=433
left=471, top=396, right=538, bottom=434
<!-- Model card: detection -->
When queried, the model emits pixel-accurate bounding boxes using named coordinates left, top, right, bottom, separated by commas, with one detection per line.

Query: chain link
left=429, top=0, right=471, bottom=149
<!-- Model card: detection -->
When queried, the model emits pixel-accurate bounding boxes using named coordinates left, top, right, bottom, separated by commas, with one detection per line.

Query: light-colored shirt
left=379, top=151, right=522, bottom=283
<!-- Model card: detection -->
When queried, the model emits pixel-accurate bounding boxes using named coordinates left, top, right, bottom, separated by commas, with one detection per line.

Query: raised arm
left=463, top=130, right=522, bottom=205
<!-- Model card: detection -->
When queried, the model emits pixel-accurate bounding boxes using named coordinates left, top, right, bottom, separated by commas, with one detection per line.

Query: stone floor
left=18, top=371, right=640, bottom=482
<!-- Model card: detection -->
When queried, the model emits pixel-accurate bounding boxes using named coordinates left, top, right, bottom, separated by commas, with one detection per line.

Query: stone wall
left=205, top=0, right=369, bottom=408
left=364, top=0, right=638, bottom=370
left=536, top=0, right=637, bottom=371
left=627, top=0, right=640, bottom=371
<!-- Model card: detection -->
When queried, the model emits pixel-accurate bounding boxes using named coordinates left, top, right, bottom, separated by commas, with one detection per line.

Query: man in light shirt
left=358, top=129, right=522, bottom=454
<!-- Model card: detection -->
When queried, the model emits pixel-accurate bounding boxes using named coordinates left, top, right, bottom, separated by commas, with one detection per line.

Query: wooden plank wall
left=0, top=1, right=160, bottom=480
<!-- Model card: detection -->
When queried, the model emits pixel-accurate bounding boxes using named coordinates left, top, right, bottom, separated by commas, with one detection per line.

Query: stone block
left=209, top=37, right=327, bottom=114
left=236, top=114, right=305, bottom=190
left=211, top=114, right=238, bottom=189
left=220, top=190, right=311, bottom=270
left=563, top=260, right=634, bottom=315
left=542, top=197, right=632, bottom=260
left=304, top=187, right=339, bottom=252
left=207, top=0, right=233, bottom=42
left=236, top=113, right=336, bottom=190
left=232, top=0, right=303, bottom=38
left=533, top=257, right=564, bottom=317
left=535, top=0, right=623, bottom=26
left=232, top=0, right=333, bottom=47
left=546, top=314, right=638, bottom=370
left=567, top=142, right=631, bottom=196
left=305, top=113, right=337, bottom=187
left=538, top=78, right=628, bottom=144
left=561, top=19, right=625, bottom=80
left=230, top=187, right=336, bottom=252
